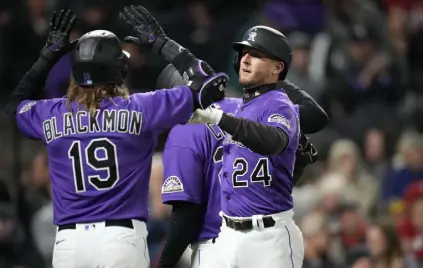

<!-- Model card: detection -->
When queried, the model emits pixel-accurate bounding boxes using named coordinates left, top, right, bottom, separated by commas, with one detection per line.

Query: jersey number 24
left=214, top=146, right=272, bottom=188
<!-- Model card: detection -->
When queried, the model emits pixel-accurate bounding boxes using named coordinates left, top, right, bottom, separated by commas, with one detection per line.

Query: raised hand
left=45, top=9, right=76, bottom=54
left=119, top=5, right=167, bottom=51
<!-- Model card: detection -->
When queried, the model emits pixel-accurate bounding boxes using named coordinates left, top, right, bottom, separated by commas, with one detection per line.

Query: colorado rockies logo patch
left=19, top=101, right=37, bottom=114
left=268, top=114, right=291, bottom=129
left=162, top=176, right=184, bottom=193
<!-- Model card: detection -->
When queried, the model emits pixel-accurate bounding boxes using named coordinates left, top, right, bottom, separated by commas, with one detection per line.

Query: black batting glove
left=296, top=134, right=318, bottom=165
left=41, top=9, right=76, bottom=62
left=292, top=134, right=318, bottom=184
left=119, top=5, right=168, bottom=54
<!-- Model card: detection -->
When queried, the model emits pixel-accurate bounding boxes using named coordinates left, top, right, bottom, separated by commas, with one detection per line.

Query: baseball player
left=155, top=64, right=326, bottom=268
left=4, top=9, right=229, bottom=268
left=124, top=6, right=320, bottom=267
left=187, top=26, right=304, bottom=268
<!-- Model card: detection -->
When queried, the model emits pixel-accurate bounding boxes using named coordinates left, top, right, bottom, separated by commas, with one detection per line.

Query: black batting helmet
left=156, top=64, right=186, bottom=89
left=232, top=25, right=292, bottom=80
left=72, top=30, right=130, bottom=86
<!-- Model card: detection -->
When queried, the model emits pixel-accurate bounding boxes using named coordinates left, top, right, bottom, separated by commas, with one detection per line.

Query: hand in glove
left=292, top=134, right=318, bottom=185
left=189, top=106, right=224, bottom=124
left=296, top=134, right=318, bottom=165
left=119, top=5, right=168, bottom=54
left=42, top=9, right=76, bottom=61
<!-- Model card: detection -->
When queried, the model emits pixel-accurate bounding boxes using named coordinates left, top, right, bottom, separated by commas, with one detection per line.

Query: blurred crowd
left=1, top=0, right=423, bottom=267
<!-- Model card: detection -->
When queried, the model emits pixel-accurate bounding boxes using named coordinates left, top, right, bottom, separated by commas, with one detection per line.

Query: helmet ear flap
left=233, top=51, right=241, bottom=75
left=278, top=60, right=288, bottom=81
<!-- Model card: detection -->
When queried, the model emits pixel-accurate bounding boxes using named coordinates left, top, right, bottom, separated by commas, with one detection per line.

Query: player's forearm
left=281, top=80, right=328, bottom=134
left=218, top=114, right=288, bottom=156
left=158, top=201, right=204, bottom=268
left=159, top=39, right=214, bottom=76
left=5, top=47, right=57, bottom=116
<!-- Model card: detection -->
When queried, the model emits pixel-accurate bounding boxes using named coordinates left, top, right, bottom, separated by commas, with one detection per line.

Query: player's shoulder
left=166, top=123, right=208, bottom=148
left=129, top=91, right=155, bottom=104
left=264, top=90, right=295, bottom=109
left=212, top=97, right=241, bottom=113
left=17, top=98, right=66, bottom=114
left=168, top=123, right=207, bottom=137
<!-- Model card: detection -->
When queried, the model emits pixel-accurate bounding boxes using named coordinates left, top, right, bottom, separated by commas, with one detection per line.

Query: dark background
left=1, top=0, right=423, bottom=267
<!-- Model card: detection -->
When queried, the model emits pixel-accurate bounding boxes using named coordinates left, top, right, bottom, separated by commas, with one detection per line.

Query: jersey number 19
left=68, top=138, right=119, bottom=193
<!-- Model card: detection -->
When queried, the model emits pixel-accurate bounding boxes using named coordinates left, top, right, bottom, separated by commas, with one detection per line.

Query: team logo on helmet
left=83, top=72, right=93, bottom=85
left=248, top=31, right=257, bottom=42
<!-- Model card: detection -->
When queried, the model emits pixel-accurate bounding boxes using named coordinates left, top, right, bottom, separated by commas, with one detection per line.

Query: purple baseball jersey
left=15, top=86, right=194, bottom=225
left=221, top=90, right=300, bottom=217
left=161, top=98, right=241, bottom=242
left=45, top=53, right=71, bottom=98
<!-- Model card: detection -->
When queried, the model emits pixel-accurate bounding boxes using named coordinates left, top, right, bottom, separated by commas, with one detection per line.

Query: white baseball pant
left=194, top=209, right=304, bottom=268
left=190, top=238, right=217, bottom=268
left=52, top=219, right=149, bottom=268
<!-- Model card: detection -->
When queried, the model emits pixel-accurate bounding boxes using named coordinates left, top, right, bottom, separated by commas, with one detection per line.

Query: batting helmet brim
left=232, top=41, right=254, bottom=52
left=232, top=41, right=281, bottom=61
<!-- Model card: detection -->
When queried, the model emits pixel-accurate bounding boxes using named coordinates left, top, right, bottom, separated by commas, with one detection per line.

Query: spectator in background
left=317, top=173, right=348, bottom=235
left=323, top=25, right=401, bottom=137
left=29, top=149, right=54, bottom=268
left=397, top=181, right=423, bottom=267
left=323, top=0, right=391, bottom=65
left=364, top=128, right=391, bottom=182
left=385, top=0, right=423, bottom=93
left=292, top=184, right=322, bottom=223
left=286, top=31, right=325, bottom=100
left=301, top=212, right=339, bottom=268
left=346, top=246, right=371, bottom=268
left=337, top=202, right=367, bottom=261
left=367, top=218, right=405, bottom=268
left=384, top=131, right=423, bottom=202
left=323, top=139, right=378, bottom=217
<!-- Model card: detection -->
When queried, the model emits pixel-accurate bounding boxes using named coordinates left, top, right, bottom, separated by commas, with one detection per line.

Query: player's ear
left=273, top=62, right=284, bottom=76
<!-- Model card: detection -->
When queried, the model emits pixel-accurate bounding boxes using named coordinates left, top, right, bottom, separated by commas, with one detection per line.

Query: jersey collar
left=242, top=83, right=277, bottom=103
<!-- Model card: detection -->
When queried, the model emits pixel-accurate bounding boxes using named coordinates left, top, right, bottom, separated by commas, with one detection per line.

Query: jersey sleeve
left=262, top=99, right=300, bottom=141
left=15, top=100, right=49, bottom=140
left=130, top=86, right=194, bottom=133
left=161, top=125, right=205, bottom=205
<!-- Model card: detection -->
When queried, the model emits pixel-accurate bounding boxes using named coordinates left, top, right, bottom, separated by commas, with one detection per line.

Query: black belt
left=58, top=219, right=133, bottom=231
left=223, top=215, right=276, bottom=231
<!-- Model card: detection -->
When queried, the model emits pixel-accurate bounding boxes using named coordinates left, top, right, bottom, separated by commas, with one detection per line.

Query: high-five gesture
left=119, top=5, right=168, bottom=53
left=43, top=9, right=76, bottom=60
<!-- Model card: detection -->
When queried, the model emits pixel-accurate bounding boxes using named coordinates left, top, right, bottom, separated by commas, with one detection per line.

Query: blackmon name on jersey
left=43, top=109, right=142, bottom=143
